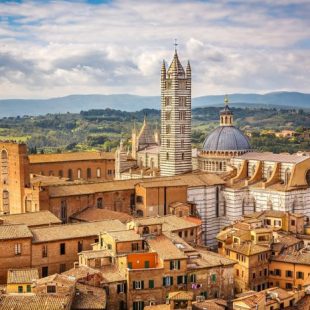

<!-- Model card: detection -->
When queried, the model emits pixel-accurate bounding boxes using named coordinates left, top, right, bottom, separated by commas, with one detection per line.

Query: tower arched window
left=97, top=197, right=103, bottom=209
left=87, top=168, right=91, bottom=179
left=1, top=149, right=8, bottom=184
left=166, top=152, right=169, bottom=160
left=96, top=168, right=101, bottom=178
left=60, top=200, right=67, bottom=223
left=181, top=153, right=185, bottom=160
left=77, top=168, right=82, bottom=179
left=267, top=166, right=273, bottom=179
left=167, top=139, right=170, bottom=148
left=166, top=125, right=171, bottom=134
left=2, top=190, right=9, bottom=214
left=285, top=168, right=291, bottom=185
left=166, top=111, right=171, bottom=120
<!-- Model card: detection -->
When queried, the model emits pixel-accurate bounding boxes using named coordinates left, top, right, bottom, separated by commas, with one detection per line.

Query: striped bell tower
left=160, top=49, right=192, bottom=176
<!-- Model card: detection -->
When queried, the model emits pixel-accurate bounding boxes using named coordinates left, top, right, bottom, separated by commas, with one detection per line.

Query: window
left=97, top=197, right=103, bottom=208
left=15, top=243, right=21, bottom=255
left=163, top=276, right=173, bottom=286
left=133, top=280, right=144, bottom=290
left=18, top=286, right=23, bottom=293
left=166, top=111, right=171, bottom=120
left=131, top=243, right=139, bottom=252
left=144, top=260, right=150, bottom=268
left=96, top=168, right=101, bottom=178
left=170, top=260, right=181, bottom=270
left=77, top=168, right=82, bottom=179
left=179, top=111, right=186, bottom=120
left=68, top=169, right=73, bottom=180
left=87, top=168, right=91, bottom=178
left=177, top=275, right=187, bottom=284
left=274, top=269, right=281, bottom=276
left=128, top=262, right=132, bottom=269
left=42, top=245, right=48, bottom=258
left=117, top=283, right=126, bottom=293
left=149, top=279, right=154, bottom=289
left=166, top=139, right=170, bottom=148
left=286, top=283, right=293, bottom=290
left=264, top=268, right=268, bottom=276
left=78, top=241, right=83, bottom=253
left=58, top=170, right=63, bottom=178
left=236, top=269, right=239, bottom=276
left=166, top=125, right=171, bottom=134
left=136, top=196, right=143, bottom=203
left=3, top=190, right=9, bottom=214
left=286, top=270, right=293, bottom=278
left=47, top=285, right=56, bottom=294
left=165, top=96, right=171, bottom=105
left=291, top=220, right=296, bottom=226
left=26, top=285, right=31, bottom=292
left=297, top=271, right=304, bottom=279
left=42, top=266, right=48, bottom=277
left=180, top=125, right=185, bottom=134
left=59, top=263, right=66, bottom=273
left=190, top=229, right=194, bottom=236
left=60, top=243, right=66, bottom=255
left=60, top=200, right=67, bottom=223
left=166, top=152, right=169, bottom=160
left=189, top=274, right=196, bottom=283
left=179, top=96, right=186, bottom=106
left=181, top=139, right=184, bottom=148
left=133, top=301, right=144, bottom=310
left=211, top=274, right=216, bottom=283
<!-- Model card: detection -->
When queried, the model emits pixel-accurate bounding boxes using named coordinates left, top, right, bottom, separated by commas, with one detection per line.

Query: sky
left=0, top=0, right=309, bottom=99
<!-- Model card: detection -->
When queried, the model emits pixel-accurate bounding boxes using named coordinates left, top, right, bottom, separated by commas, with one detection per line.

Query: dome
left=203, top=126, right=251, bottom=151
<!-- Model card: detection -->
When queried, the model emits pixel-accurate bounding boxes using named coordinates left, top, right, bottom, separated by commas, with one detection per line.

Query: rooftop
left=226, top=242, right=270, bottom=256
left=0, top=294, right=72, bottom=310
left=62, top=265, right=102, bottom=281
left=271, top=250, right=310, bottom=265
left=70, top=206, right=133, bottom=224
left=147, top=235, right=187, bottom=260
left=192, top=299, right=227, bottom=310
left=79, top=249, right=113, bottom=259
left=7, top=268, right=39, bottom=284
left=35, top=273, right=76, bottom=287
left=29, top=151, right=115, bottom=164
left=0, top=210, right=61, bottom=227
left=235, top=151, right=310, bottom=164
left=105, top=230, right=142, bottom=242
left=0, top=224, right=32, bottom=240
left=31, top=220, right=126, bottom=243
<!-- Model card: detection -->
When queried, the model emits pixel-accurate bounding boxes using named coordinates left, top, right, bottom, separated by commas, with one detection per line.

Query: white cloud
left=0, top=0, right=309, bottom=99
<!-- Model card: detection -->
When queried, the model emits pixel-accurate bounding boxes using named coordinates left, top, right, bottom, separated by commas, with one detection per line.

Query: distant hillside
left=0, top=91, right=309, bottom=117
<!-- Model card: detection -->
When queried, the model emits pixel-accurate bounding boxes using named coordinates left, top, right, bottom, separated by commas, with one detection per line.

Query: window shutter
left=170, top=261, right=173, bottom=270
left=124, top=282, right=127, bottom=292
left=117, top=284, right=120, bottom=293
left=184, top=276, right=187, bottom=284
left=141, top=281, right=144, bottom=289
left=170, top=276, right=173, bottom=285
left=163, top=277, right=166, bottom=286
left=177, top=260, right=181, bottom=270
left=177, top=275, right=182, bottom=284
left=133, top=281, right=136, bottom=289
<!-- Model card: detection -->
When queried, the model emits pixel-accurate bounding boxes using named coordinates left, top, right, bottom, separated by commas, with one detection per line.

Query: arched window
left=2, top=190, right=9, bottom=214
left=97, top=198, right=103, bottom=209
left=285, top=168, right=291, bottom=185
left=87, top=168, right=91, bottom=179
left=150, top=158, right=154, bottom=169
left=77, top=169, right=82, bottom=179
left=58, top=170, right=63, bottom=178
left=60, top=200, right=67, bottom=223
left=306, top=170, right=310, bottom=186
left=68, top=169, right=73, bottom=180
left=166, top=125, right=171, bottom=134
left=251, top=165, right=256, bottom=176
left=167, top=139, right=170, bottom=148
left=96, top=168, right=101, bottom=178
left=1, top=150, right=8, bottom=184
left=267, top=199, right=273, bottom=210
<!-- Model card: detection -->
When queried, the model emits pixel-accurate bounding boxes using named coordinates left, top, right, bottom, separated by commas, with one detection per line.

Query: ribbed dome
left=203, top=126, right=251, bottom=151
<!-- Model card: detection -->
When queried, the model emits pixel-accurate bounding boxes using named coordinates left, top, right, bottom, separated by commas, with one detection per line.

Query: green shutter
left=212, top=274, right=216, bottom=282
left=141, top=281, right=144, bottom=289
left=26, top=285, right=31, bottom=292
left=149, top=280, right=154, bottom=289
left=128, top=262, right=132, bottom=269
left=144, top=261, right=150, bottom=268
left=163, top=277, right=166, bottom=286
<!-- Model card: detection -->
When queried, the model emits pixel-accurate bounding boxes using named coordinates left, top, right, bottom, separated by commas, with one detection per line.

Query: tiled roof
left=70, top=207, right=133, bottom=224
left=0, top=224, right=32, bottom=240
left=31, top=220, right=126, bottom=243
left=106, top=230, right=142, bottom=242
left=0, top=211, right=61, bottom=227
left=147, top=235, right=187, bottom=260
left=0, top=294, right=72, bottom=310
left=271, top=250, right=310, bottom=265
left=62, top=265, right=101, bottom=281
left=168, top=291, right=194, bottom=301
left=79, top=249, right=112, bottom=259
left=7, top=268, right=39, bottom=284
left=192, top=299, right=227, bottom=310
left=72, top=283, right=106, bottom=309
left=226, top=242, right=270, bottom=256
left=235, top=151, right=310, bottom=164
left=100, top=265, right=126, bottom=283
left=29, top=151, right=115, bottom=163
left=35, top=273, right=76, bottom=287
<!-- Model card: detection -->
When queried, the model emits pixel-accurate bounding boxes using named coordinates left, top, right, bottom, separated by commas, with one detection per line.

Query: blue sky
left=0, top=0, right=309, bottom=99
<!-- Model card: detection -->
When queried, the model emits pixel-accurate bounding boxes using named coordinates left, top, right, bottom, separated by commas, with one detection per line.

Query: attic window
left=47, top=285, right=56, bottom=294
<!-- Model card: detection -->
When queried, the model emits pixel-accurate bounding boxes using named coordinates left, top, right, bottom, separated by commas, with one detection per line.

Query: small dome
left=203, top=126, right=251, bottom=151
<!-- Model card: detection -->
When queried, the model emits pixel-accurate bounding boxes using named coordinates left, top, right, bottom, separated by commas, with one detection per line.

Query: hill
left=0, top=92, right=309, bottom=117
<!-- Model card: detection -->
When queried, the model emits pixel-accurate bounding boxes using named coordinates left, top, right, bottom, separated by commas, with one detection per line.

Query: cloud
left=0, top=0, right=309, bottom=99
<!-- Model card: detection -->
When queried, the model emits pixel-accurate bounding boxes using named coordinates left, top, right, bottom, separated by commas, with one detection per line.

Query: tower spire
left=174, top=38, right=178, bottom=53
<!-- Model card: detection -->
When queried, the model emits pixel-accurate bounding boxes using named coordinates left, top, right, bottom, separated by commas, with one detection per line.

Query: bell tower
left=160, top=48, right=192, bottom=176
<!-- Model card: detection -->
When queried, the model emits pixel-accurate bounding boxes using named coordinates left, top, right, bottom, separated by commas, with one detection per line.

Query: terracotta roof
left=72, top=283, right=106, bottom=309
left=100, top=265, right=126, bottom=283
left=62, top=265, right=102, bottom=281
left=0, top=294, right=72, bottom=310
left=29, top=151, right=115, bottom=164
left=79, top=249, right=113, bottom=259
left=226, top=242, right=270, bottom=256
left=35, top=273, right=76, bottom=287
left=131, top=215, right=200, bottom=232
left=168, top=291, right=194, bottom=301
left=70, top=207, right=133, bottom=224
left=31, top=220, right=126, bottom=243
left=106, top=230, right=142, bottom=242
left=192, top=299, right=227, bottom=310
left=147, top=235, right=187, bottom=260
left=7, top=268, right=39, bottom=284
left=235, top=151, right=310, bottom=164
left=0, top=224, right=32, bottom=240
left=0, top=211, right=61, bottom=227
left=31, top=174, right=71, bottom=186
left=144, top=305, right=170, bottom=310
left=271, top=250, right=310, bottom=265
